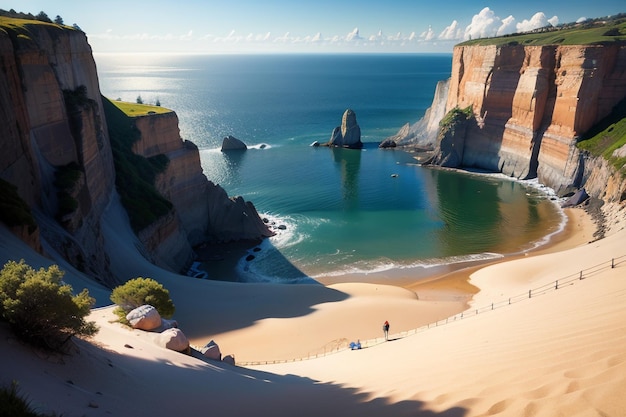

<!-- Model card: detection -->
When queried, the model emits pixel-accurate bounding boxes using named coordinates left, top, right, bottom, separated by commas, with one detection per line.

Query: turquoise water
left=96, top=53, right=564, bottom=283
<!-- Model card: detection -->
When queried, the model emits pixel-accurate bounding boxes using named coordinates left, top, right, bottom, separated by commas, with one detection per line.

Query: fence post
left=556, top=280, right=559, bottom=290
left=491, top=302, right=494, bottom=310
left=580, top=271, right=583, bottom=280
left=612, top=258, right=615, bottom=268
left=509, top=297, right=511, bottom=305
left=529, top=289, right=532, bottom=298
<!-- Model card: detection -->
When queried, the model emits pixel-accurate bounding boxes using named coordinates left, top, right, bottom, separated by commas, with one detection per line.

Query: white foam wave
left=310, top=252, right=505, bottom=278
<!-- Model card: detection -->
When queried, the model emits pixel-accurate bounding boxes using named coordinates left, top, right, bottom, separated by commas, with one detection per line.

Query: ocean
left=95, top=53, right=565, bottom=283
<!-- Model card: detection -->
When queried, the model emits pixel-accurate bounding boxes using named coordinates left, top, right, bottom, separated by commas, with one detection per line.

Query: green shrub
left=0, top=179, right=37, bottom=234
left=0, top=380, right=60, bottom=417
left=0, top=260, right=97, bottom=351
left=110, top=277, right=175, bottom=320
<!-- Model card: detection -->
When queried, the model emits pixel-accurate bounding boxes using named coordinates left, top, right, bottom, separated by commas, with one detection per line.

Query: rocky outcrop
left=388, top=79, right=451, bottom=148
left=0, top=19, right=273, bottom=283
left=131, top=112, right=274, bottom=260
left=424, top=43, right=626, bottom=199
left=328, top=109, right=363, bottom=148
left=221, top=135, right=247, bottom=151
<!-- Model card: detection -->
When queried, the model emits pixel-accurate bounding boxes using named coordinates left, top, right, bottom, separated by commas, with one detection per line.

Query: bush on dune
left=110, top=277, right=175, bottom=322
left=0, top=259, right=97, bottom=351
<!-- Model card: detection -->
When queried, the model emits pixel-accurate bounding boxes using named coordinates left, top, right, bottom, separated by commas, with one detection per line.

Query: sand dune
left=1, top=196, right=625, bottom=416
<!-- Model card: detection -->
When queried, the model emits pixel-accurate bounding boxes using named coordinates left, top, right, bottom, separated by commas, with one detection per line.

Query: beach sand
left=2, top=199, right=626, bottom=416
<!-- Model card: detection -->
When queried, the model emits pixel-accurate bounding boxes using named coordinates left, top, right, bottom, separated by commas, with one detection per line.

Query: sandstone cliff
left=417, top=43, right=626, bottom=202
left=0, top=19, right=272, bottom=284
left=0, top=20, right=115, bottom=285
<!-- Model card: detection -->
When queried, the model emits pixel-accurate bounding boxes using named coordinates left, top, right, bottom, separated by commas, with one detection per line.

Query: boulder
left=221, top=135, right=247, bottom=151
left=126, top=305, right=162, bottom=331
left=200, top=340, right=222, bottom=360
left=328, top=109, right=363, bottom=149
left=222, top=354, right=236, bottom=365
left=379, top=138, right=397, bottom=148
left=157, top=328, right=190, bottom=353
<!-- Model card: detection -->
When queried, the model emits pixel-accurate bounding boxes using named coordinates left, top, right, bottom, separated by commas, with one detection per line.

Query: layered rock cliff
left=0, top=19, right=272, bottom=285
left=411, top=43, right=626, bottom=202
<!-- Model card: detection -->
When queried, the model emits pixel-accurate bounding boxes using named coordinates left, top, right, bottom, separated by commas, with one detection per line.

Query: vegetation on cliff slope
left=460, top=14, right=626, bottom=47
left=577, top=98, right=626, bottom=176
left=0, top=179, right=37, bottom=234
left=102, top=97, right=172, bottom=232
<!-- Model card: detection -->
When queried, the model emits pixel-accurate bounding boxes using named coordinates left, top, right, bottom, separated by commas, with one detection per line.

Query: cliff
left=0, top=18, right=272, bottom=284
left=411, top=41, right=626, bottom=202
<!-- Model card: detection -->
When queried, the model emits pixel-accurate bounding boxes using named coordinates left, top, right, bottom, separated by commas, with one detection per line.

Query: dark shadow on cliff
left=462, top=47, right=524, bottom=172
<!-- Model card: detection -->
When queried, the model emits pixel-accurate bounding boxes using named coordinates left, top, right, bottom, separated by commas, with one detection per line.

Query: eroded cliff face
left=0, top=20, right=272, bottom=282
left=0, top=21, right=116, bottom=284
left=131, top=112, right=274, bottom=269
left=441, top=43, right=626, bottom=199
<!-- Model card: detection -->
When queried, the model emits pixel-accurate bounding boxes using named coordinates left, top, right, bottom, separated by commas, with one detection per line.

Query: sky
left=9, top=1, right=626, bottom=54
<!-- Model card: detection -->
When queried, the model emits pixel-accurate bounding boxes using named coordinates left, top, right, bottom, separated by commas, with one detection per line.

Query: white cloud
left=462, top=8, right=559, bottom=41
left=576, top=16, right=588, bottom=23
left=421, top=25, right=436, bottom=41
left=438, top=20, right=462, bottom=40
left=464, top=7, right=501, bottom=40
left=346, top=27, right=362, bottom=42
left=516, top=12, right=558, bottom=32
left=496, top=15, right=516, bottom=36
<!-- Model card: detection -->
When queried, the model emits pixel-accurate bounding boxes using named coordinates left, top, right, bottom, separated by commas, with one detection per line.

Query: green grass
left=439, top=106, right=473, bottom=129
left=0, top=16, right=77, bottom=42
left=577, top=99, right=626, bottom=176
left=110, top=100, right=172, bottom=117
left=0, top=381, right=60, bottom=417
left=459, top=15, right=626, bottom=47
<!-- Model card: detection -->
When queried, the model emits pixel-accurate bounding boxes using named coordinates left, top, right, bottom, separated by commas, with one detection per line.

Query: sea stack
left=221, top=135, right=247, bottom=151
left=328, top=109, right=363, bottom=149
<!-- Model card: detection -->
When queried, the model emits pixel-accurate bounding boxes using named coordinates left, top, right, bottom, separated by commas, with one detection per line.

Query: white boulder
left=157, top=328, right=189, bottom=353
left=126, top=305, right=162, bottom=331
left=200, top=340, right=222, bottom=360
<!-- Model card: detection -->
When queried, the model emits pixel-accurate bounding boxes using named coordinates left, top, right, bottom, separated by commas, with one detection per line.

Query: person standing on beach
left=383, top=320, right=390, bottom=341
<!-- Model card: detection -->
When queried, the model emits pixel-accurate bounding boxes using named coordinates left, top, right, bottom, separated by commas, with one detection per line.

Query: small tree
left=0, top=260, right=97, bottom=351
left=54, top=15, right=63, bottom=25
left=35, top=11, right=51, bottom=23
left=136, top=95, right=143, bottom=104
left=110, top=277, right=175, bottom=319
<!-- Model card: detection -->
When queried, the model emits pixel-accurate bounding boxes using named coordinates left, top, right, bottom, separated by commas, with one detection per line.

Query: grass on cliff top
left=459, top=15, right=626, bottom=47
left=110, top=100, right=172, bottom=117
left=577, top=99, right=626, bottom=176
left=0, top=16, right=77, bottom=39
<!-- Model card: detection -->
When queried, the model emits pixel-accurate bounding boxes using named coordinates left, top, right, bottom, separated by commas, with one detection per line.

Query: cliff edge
left=393, top=20, right=626, bottom=207
left=0, top=17, right=272, bottom=285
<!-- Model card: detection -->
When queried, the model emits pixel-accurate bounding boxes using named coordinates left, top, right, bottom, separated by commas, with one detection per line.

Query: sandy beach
left=2, top=197, right=626, bottom=416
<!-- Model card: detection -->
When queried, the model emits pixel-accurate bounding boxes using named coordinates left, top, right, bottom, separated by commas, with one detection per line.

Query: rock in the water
left=379, top=138, right=397, bottom=148
left=157, top=328, right=190, bottom=353
left=328, top=109, right=363, bottom=149
left=126, top=305, right=162, bottom=331
left=221, top=135, right=247, bottom=151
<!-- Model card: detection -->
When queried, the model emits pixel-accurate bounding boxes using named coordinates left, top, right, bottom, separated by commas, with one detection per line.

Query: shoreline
left=179, top=206, right=598, bottom=363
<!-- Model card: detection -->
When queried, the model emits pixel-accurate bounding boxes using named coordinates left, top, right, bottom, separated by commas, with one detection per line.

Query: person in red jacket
left=383, top=320, right=390, bottom=341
